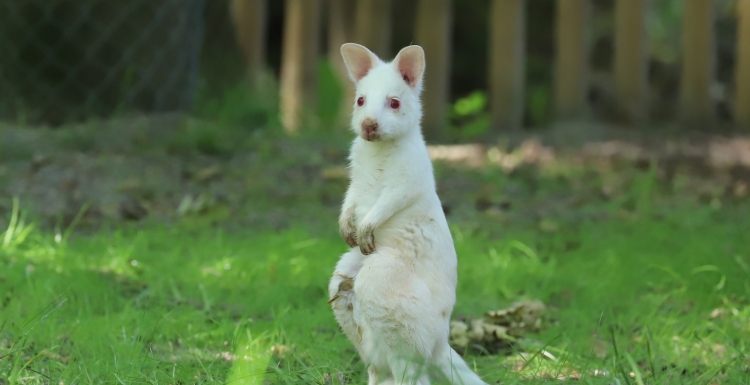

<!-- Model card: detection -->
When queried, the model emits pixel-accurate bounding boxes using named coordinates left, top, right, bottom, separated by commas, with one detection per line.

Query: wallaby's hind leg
left=329, top=249, right=366, bottom=351
left=355, top=251, right=438, bottom=385
left=368, top=366, right=396, bottom=385
left=390, top=358, right=430, bottom=385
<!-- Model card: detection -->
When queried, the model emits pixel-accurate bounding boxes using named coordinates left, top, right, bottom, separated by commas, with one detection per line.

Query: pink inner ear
left=400, top=66, right=419, bottom=87
left=342, top=44, right=377, bottom=82
left=401, top=73, right=411, bottom=85
left=396, top=50, right=423, bottom=88
left=353, top=56, right=373, bottom=81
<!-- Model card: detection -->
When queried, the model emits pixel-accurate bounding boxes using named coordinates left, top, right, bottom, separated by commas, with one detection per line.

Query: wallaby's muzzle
left=361, top=118, right=380, bottom=141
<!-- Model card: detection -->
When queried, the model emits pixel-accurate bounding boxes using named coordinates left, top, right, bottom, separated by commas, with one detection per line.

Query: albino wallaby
left=328, top=43, right=488, bottom=385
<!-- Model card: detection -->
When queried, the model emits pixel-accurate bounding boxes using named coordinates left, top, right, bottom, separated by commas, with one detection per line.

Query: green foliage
left=449, top=91, right=490, bottom=141
left=1, top=186, right=749, bottom=383
left=193, top=77, right=281, bottom=132
left=57, top=124, right=97, bottom=153
left=648, top=0, right=685, bottom=64
left=0, top=0, right=204, bottom=126
left=526, top=85, right=553, bottom=128
left=647, top=0, right=736, bottom=65
left=165, top=119, right=251, bottom=156
left=0, top=124, right=32, bottom=161
left=525, top=56, right=554, bottom=128
left=191, top=57, right=347, bottom=138
left=317, top=58, right=346, bottom=126
left=454, top=91, right=487, bottom=117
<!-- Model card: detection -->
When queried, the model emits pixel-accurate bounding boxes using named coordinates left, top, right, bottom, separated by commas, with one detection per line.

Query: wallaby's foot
left=328, top=274, right=354, bottom=304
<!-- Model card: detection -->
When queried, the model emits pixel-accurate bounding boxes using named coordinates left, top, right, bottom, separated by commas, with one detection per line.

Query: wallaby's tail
left=436, top=347, right=488, bottom=385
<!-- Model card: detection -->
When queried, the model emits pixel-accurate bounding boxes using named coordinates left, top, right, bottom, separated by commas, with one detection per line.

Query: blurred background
left=1, top=0, right=750, bottom=228
left=2, top=0, right=749, bottom=133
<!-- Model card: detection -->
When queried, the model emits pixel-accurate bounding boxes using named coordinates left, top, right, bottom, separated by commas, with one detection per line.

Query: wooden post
left=488, top=0, right=526, bottom=131
left=415, top=0, right=452, bottom=140
left=230, top=0, right=268, bottom=87
left=614, top=0, right=648, bottom=124
left=554, top=0, right=591, bottom=120
left=329, top=0, right=356, bottom=124
left=680, top=0, right=715, bottom=126
left=354, top=0, right=393, bottom=58
left=329, top=0, right=354, bottom=80
left=736, top=0, right=750, bottom=127
left=280, top=0, right=321, bottom=133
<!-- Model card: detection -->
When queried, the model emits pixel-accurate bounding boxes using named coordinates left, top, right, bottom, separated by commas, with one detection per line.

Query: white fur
left=328, top=44, right=487, bottom=385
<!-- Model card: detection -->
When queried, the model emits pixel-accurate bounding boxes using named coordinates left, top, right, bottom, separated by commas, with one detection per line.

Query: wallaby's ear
left=393, top=45, right=425, bottom=89
left=341, top=43, right=379, bottom=83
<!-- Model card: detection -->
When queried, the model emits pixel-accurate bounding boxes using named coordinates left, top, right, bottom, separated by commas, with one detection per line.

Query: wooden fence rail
left=232, top=0, right=750, bottom=134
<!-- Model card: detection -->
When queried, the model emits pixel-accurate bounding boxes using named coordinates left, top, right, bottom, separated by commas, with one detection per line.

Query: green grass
left=1, top=189, right=749, bottom=384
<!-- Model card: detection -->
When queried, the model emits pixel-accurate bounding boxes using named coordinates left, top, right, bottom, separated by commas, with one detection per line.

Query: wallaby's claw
left=344, top=231, right=358, bottom=248
left=339, top=213, right=358, bottom=247
left=357, top=224, right=375, bottom=255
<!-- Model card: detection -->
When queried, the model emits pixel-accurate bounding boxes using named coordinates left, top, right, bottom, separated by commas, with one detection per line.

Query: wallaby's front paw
left=342, top=229, right=358, bottom=248
left=339, top=216, right=358, bottom=248
left=357, top=224, right=375, bottom=255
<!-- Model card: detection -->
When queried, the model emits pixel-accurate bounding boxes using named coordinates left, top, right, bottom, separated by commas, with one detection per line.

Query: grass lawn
left=1, top=187, right=749, bottom=384
left=2, top=113, right=750, bottom=383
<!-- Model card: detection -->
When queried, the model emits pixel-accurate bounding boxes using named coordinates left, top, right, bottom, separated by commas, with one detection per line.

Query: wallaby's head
left=341, top=43, right=425, bottom=142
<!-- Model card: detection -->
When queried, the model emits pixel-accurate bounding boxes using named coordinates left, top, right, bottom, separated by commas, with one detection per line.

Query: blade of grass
left=2, top=197, right=19, bottom=248
left=610, top=326, right=633, bottom=385
left=20, top=288, right=70, bottom=332
left=645, top=326, right=658, bottom=382
left=61, top=202, right=90, bottom=245
left=624, top=353, right=645, bottom=385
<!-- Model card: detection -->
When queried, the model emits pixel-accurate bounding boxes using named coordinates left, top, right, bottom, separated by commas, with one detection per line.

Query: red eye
left=389, top=99, right=400, bottom=109
left=357, top=97, right=364, bottom=106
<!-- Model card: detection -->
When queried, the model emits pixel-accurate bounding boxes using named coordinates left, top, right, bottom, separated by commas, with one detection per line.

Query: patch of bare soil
left=1, top=116, right=749, bottom=235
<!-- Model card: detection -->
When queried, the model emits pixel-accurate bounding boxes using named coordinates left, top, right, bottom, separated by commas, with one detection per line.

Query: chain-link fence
left=0, top=0, right=206, bottom=126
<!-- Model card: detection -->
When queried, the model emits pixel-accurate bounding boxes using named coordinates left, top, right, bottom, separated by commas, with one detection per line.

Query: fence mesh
left=0, top=0, right=206, bottom=126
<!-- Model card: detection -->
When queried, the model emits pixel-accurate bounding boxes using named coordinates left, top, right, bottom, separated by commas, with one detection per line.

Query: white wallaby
left=328, top=43, right=488, bottom=385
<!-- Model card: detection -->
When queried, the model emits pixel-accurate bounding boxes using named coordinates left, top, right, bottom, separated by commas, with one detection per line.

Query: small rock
left=475, top=197, right=492, bottom=212
left=267, top=210, right=288, bottom=231
left=733, top=181, right=748, bottom=198
left=270, top=344, right=290, bottom=358
left=177, top=193, right=217, bottom=216
left=59, top=178, right=78, bottom=191
left=177, top=195, right=195, bottom=216
left=539, top=218, right=559, bottom=233
left=710, top=308, right=727, bottom=319
left=474, top=183, right=495, bottom=212
left=193, top=166, right=222, bottom=183
left=30, top=154, right=53, bottom=173
left=118, top=178, right=143, bottom=192
left=119, top=198, right=148, bottom=221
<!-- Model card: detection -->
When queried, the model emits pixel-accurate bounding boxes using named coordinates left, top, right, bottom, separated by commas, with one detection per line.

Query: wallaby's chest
left=350, top=148, right=397, bottom=189
left=350, top=160, right=387, bottom=199
left=349, top=150, right=402, bottom=215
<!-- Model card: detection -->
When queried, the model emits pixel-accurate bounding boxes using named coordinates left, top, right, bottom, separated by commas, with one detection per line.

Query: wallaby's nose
left=361, top=118, right=379, bottom=141
left=361, top=119, right=378, bottom=133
